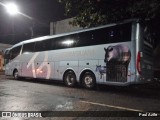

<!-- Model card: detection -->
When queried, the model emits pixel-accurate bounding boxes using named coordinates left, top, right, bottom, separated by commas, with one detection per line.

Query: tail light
left=136, top=51, right=141, bottom=75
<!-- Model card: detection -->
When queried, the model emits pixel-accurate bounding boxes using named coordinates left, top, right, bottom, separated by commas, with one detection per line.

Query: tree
left=58, top=0, right=160, bottom=48
left=58, top=0, right=160, bottom=28
left=59, top=0, right=160, bottom=72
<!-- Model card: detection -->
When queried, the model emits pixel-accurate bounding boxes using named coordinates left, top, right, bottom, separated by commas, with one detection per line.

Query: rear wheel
left=82, top=72, right=96, bottom=89
left=64, top=71, right=76, bottom=87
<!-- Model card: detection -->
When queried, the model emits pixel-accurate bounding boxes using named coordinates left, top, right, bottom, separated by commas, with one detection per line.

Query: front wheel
left=13, top=70, right=19, bottom=80
left=64, top=71, right=77, bottom=87
left=82, top=72, right=96, bottom=89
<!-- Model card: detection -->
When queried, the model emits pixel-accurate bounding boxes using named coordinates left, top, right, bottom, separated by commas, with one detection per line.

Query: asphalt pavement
left=0, top=74, right=160, bottom=120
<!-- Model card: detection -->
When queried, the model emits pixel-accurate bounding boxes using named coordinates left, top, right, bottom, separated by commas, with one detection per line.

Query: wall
left=50, top=18, right=82, bottom=35
left=0, top=43, right=12, bottom=71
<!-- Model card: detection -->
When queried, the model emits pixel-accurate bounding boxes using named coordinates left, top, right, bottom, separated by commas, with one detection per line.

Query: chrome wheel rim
left=84, top=75, right=93, bottom=87
left=66, top=74, right=74, bottom=85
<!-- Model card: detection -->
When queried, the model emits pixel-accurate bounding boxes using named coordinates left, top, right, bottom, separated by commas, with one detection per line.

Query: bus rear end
left=136, top=22, right=154, bottom=83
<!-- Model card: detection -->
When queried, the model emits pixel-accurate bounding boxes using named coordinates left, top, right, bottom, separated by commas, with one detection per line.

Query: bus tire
left=82, top=72, right=96, bottom=89
left=64, top=71, right=76, bottom=87
left=13, top=69, right=19, bottom=80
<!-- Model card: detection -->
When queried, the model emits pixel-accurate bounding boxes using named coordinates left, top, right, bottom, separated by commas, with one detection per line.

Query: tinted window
left=50, top=39, right=56, bottom=50
left=54, top=34, right=78, bottom=49
left=4, top=50, right=11, bottom=64
left=76, top=31, right=93, bottom=47
left=4, top=50, right=9, bottom=59
left=34, top=39, right=53, bottom=52
left=22, top=42, right=35, bottom=53
left=116, top=23, right=132, bottom=42
left=21, top=23, right=131, bottom=52
left=77, top=23, right=131, bottom=47
left=10, top=45, right=22, bottom=60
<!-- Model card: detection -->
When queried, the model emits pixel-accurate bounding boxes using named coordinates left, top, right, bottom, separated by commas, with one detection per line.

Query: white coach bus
left=4, top=19, right=154, bottom=89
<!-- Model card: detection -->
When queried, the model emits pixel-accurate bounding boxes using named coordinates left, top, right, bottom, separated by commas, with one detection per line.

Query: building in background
left=0, top=43, right=12, bottom=71
left=50, top=18, right=82, bottom=35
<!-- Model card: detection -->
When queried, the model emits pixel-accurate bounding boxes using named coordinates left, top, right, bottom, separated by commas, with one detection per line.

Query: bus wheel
left=64, top=71, right=76, bottom=87
left=13, top=70, right=19, bottom=80
left=82, top=72, right=96, bottom=89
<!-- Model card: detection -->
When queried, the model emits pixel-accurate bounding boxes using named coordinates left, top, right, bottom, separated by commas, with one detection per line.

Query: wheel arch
left=13, top=68, right=18, bottom=76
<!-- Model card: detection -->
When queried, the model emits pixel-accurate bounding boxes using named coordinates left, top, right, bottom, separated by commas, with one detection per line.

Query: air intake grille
left=106, top=61, right=128, bottom=82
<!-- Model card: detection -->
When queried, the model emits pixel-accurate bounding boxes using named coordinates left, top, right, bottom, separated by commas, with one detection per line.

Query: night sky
left=0, top=0, right=67, bottom=45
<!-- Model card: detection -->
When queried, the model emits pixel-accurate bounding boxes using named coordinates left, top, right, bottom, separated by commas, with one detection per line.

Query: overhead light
left=5, top=3, right=19, bottom=15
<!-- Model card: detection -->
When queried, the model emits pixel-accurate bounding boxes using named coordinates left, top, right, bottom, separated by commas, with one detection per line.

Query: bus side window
left=92, top=28, right=108, bottom=45
left=35, top=41, right=43, bottom=52
left=35, top=40, right=52, bottom=52
left=44, top=39, right=52, bottom=50
left=55, top=35, right=77, bottom=49
left=77, top=31, right=93, bottom=47
left=50, top=38, right=56, bottom=50
left=116, top=23, right=132, bottom=42
left=22, top=42, right=35, bottom=53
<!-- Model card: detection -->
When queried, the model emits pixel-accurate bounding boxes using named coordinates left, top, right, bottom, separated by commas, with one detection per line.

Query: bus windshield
left=4, top=49, right=10, bottom=66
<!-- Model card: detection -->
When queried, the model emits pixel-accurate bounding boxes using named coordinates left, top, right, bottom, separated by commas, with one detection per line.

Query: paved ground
left=0, top=75, right=160, bottom=120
